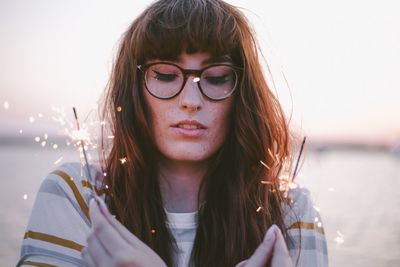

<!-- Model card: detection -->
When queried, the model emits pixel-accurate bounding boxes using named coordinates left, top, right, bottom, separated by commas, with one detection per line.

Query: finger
left=245, top=224, right=277, bottom=266
left=94, top=196, right=148, bottom=250
left=89, top=198, right=130, bottom=254
left=86, top=230, right=115, bottom=267
left=81, top=247, right=96, bottom=267
left=235, top=259, right=248, bottom=267
left=271, top=227, right=293, bottom=267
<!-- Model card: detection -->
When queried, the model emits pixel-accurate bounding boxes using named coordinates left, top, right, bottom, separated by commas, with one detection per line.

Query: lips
left=171, top=120, right=207, bottom=129
left=171, top=120, right=207, bottom=137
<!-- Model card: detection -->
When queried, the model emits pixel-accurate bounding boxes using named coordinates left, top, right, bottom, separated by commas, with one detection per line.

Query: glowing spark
left=52, top=144, right=58, bottom=149
left=261, top=180, right=273, bottom=185
left=3, top=101, right=9, bottom=109
left=103, top=173, right=107, bottom=177
left=119, top=157, right=127, bottom=164
left=335, top=231, right=344, bottom=244
left=19, top=129, right=23, bottom=134
left=34, top=137, right=40, bottom=142
left=54, top=156, right=63, bottom=165
left=116, top=106, right=122, bottom=112
left=314, top=217, right=319, bottom=222
left=105, top=185, right=109, bottom=189
left=256, top=206, right=262, bottom=212
left=151, top=229, right=156, bottom=234
left=23, top=194, right=28, bottom=200
left=259, top=160, right=271, bottom=170
left=29, top=116, right=35, bottom=123
left=41, top=141, right=46, bottom=147
left=107, top=135, right=115, bottom=139
left=193, top=77, right=200, bottom=82
left=44, top=133, right=48, bottom=140
left=71, top=129, right=90, bottom=141
left=317, top=222, right=322, bottom=228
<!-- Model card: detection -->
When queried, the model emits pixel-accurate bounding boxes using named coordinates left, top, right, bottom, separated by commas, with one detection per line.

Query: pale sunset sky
left=1, top=0, right=399, bottom=145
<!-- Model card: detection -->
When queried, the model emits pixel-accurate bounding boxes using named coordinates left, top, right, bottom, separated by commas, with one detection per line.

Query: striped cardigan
left=17, top=162, right=328, bottom=266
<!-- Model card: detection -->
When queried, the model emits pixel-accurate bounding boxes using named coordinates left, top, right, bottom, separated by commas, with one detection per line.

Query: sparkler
left=72, top=107, right=96, bottom=200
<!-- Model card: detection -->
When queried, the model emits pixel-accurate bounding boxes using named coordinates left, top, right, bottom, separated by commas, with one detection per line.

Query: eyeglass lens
left=144, top=64, right=237, bottom=100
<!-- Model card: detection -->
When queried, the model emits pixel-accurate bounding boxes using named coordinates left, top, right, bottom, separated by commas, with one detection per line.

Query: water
left=1, top=146, right=399, bottom=266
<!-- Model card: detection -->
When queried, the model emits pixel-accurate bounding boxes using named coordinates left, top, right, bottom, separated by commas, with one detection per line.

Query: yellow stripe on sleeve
left=23, top=230, right=84, bottom=252
left=288, top=221, right=325, bottom=235
left=51, top=170, right=90, bottom=221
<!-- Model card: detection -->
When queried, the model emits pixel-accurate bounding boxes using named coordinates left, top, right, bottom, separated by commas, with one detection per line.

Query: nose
left=178, top=76, right=204, bottom=112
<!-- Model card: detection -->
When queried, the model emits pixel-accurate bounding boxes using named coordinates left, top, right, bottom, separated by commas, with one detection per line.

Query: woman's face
left=144, top=52, right=234, bottom=163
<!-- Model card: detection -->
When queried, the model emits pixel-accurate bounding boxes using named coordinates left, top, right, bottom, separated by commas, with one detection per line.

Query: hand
left=235, top=224, right=293, bottom=267
left=81, top=196, right=167, bottom=267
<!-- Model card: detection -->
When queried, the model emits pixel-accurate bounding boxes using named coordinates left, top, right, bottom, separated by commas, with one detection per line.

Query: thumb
left=245, top=224, right=277, bottom=266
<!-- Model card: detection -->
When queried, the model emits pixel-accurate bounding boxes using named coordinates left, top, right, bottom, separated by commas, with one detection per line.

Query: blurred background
left=1, top=0, right=399, bottom=266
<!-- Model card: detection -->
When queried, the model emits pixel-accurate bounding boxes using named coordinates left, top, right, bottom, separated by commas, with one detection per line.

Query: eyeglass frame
left=137, top=62, right=242, bottom=101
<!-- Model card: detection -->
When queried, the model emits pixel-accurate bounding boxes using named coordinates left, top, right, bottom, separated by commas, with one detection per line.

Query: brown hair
left=99, top=0, right=298, bottom=266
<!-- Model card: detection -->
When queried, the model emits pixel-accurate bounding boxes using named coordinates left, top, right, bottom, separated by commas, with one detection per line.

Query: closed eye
left=152, top=71, right=178, bottom=82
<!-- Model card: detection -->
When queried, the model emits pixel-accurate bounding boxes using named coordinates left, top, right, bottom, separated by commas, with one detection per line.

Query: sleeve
left=17, top=162, right=105, bottom=267
left=281, top=185, right=329, bottom=267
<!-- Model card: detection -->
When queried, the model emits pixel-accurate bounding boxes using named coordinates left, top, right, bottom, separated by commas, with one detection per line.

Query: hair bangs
left=135, top=0, right=242, bottom=63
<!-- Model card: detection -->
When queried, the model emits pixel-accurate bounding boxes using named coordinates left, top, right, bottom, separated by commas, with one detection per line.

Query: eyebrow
left=202, top=55, right=233, bottom=64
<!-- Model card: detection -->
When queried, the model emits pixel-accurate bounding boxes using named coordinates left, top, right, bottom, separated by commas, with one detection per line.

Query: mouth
left=171, top=120, right=207, bottom=130
left=171, top=120, right=207, bottom=137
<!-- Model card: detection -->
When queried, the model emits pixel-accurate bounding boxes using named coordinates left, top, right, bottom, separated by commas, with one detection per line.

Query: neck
left=158, top=156, right=209, bottom=213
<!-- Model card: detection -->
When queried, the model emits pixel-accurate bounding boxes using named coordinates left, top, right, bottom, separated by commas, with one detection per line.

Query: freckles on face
left=143, top=52, right=234, bottom=163
left=146, top=91, right=233, bottom=162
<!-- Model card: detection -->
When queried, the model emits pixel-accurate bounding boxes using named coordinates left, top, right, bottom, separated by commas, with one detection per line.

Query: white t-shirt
left=165, top=208, right=198, bottom=267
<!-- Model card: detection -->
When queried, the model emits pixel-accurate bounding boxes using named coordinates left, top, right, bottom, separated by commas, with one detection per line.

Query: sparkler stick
left=72, top=107, right=96, bottom=199
left=292, top=136, right=306, bottom=179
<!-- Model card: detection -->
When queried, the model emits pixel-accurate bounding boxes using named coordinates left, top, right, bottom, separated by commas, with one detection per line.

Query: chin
left=160, top=144, right=215, bottom=163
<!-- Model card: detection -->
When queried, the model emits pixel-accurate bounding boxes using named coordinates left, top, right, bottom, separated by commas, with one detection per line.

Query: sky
left=1, top=0, right=399, bottom=145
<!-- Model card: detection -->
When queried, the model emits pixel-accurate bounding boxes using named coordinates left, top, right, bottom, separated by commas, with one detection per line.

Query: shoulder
left=281, top=184, right=329, bottom=266
left=37, top=162, right=107, bottom=218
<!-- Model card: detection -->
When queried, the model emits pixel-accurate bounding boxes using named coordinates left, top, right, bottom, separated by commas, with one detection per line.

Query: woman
left=18, top=0, right=328, bottom=266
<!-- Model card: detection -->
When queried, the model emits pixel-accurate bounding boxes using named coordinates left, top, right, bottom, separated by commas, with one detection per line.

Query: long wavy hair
left=98, top=0, right=299, bottom=266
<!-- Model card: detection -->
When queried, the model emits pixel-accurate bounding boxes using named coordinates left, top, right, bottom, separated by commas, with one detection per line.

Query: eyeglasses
left=137, top=62, right=241, bottom=101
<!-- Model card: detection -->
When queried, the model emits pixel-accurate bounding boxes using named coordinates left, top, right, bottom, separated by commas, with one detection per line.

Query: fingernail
left=94, top=195, right=108, bottom=213
left=264, top=224, right=277, bottom=242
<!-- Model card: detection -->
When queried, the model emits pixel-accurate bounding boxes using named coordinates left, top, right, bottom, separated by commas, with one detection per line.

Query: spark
left=3, top=101, right=9, bottom=109
left=119, top=157, right=127, bottom=164
left=52, top=144, right=58, bottom=149
left=23, top=194, right=28, bottom=200
left=259, top=160, right=271, bottom=170
left=103, top=172, right=107, bottom=177
left=70, top=129, right=90, bottom=142
left=335, top=231, right=344, bottom=244
left=29, top=116, right=35, bottom=123
left=151, top=229, right=156, bottom=234
left=105, top=185, right=109, bottom=189
left=54, top=156, right=63, bottom=165
left=317, top=222, right=322, bottom=228
left=19, top=129, right=23, bottom=134
left=34, top=137, right=40, bottom=142
left=44, top=133, right=48, bottom=140
left=261, top=180, right=273, bottom=185
left=41, top=141, right=46, bottom=147
left=314, top=217, right=319, bottom=222
left=107, top=135, right=115, bottom=139
left=256, top=206, right=262, bottom=212
left=116, top=106, right=122, bottom=112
